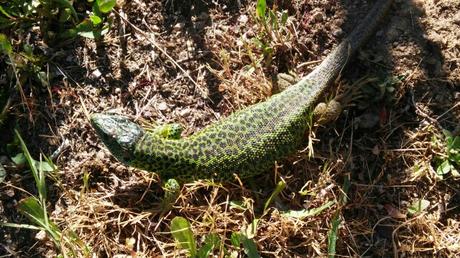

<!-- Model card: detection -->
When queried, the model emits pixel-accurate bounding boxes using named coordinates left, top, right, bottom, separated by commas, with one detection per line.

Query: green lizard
left=91, top=0, right=393, bottom=181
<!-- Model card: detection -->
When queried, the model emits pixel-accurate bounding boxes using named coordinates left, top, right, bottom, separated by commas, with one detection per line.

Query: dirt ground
left=1, top=0, right=459, bottom=257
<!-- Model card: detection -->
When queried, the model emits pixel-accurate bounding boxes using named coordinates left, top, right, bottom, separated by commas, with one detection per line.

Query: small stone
left=173, top=23, right=185, bottom=31
left=158, top=102, right=168, bottom=111
left=5, top=188, right=14, bottom=197
left=238, top=14, right=248, bottom=24
left=96, top=150, right=106, bottom=160
left=91, top=69, right=102, bottom=78
left=454, top=92, right=460, bottom=100
left=151, top=25, right=160, bottom=32
left=312, top=11, right=324, bottom=22
left=333, top=28, right=343, bottom=37
left=35, top=230, right=47, bottom=241
left=179, top=108, right=191, bottom=117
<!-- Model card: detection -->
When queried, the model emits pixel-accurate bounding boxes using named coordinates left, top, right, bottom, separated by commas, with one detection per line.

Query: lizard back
left=92, top=0, right=393, bottom=181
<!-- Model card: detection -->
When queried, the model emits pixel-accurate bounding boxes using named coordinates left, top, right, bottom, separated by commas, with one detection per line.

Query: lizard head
left=90, top=113, right=144, bottom=164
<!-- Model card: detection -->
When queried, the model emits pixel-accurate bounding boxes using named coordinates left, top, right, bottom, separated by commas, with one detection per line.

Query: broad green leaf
left=197, top=234, right=220, bottom=258
left=12, top=153, right=26, bottom=165
left=0, top=34, right=12, bottom=55
left=75, top=20, right=108, bottom=39
left=96, top=0, right=116, bottom=13
left=281, top=201, right=335, bottom=219
left=12, top=153, right=55, bottom=172
left=448, top=136, right=460, bottom=150
left=90, top=14, right=102, bottom=25
left=35, top=159, right=55, bottom=172
left=256, top=0, right=266, bottom=20
left=436, top=160, right=452, bottom=175
left=170, top=216, right=196, bottom=257
left=263, top=180, right=286, bottom=212
left=407, top=199, right=430, bottom=215
left=240, top=234, right=260, bottom=258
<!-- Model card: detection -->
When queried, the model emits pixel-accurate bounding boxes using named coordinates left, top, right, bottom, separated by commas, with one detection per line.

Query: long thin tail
left=305, top=0, right=393, bottom=87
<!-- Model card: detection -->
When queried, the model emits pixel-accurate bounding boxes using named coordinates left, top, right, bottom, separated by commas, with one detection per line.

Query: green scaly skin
left=91, top=0, right=393, bottom=181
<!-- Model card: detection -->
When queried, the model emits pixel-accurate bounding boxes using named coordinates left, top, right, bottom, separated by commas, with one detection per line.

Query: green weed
left=434, top=130, right=460, bottom=179
left=170, top=216, right=229, bottom=258
left=254, top=0, right=291, bottom=65
left=0, top=0, right=116, bottom=42
left=0, top=130, right=90, bottom=257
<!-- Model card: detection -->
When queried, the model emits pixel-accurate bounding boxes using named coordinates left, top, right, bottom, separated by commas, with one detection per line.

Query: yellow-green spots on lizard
left=91, top=0, right=393, bottom=181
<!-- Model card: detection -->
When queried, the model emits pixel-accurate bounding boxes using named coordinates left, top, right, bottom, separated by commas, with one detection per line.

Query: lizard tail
left=305, top=0, right=393, bottom=88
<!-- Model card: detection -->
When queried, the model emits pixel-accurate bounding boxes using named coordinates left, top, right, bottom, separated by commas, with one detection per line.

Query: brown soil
left=1, top=0, right=459, bottom=257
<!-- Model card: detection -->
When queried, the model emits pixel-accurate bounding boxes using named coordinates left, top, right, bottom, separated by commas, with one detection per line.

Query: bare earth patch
left=1, top=0, right=459, bottom=257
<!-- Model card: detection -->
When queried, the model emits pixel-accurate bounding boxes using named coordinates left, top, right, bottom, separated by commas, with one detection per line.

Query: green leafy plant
left=355, top=75, right=405, bottom=110
left=170, top=216, right=223, bottom=258
left=407, top=199, right=430, bottom=216
left=0, top=130, right=90, bottom=257
left=0, top=0, right=116, bottom=42
left=253, top=0, right=291, bottom=64
left=435, top=130, right=460, bottom=179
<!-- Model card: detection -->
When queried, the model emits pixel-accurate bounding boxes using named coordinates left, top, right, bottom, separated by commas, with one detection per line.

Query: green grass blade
left=14, top=130, right=46, bottom=202
left=281, top=201, right=335, bottom=219
left=256, top=0, right=266, bottom=21
left=0, top=33, right=12, bottom=55
left=327, top=215, right=340, bottom=258
left=263, top=180, right=286, bottom=213
left=328, top=176, right=351, bottom=258
left=0, top=222, right=42, bottom=230
left=170, top=216, right=197, bottom=257
left=18, top=197, right=62, bottom=243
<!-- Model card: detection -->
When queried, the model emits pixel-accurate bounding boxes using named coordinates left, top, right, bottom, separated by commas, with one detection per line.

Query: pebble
left=35, top=230, right=47, bottom=241
left=238, top=14, right=248, bottom=24
left=91, top=69, right=102, bottom=78
left=312, top=11, right=324, bottom=22
left=158, top=102, right=168, bottom=111
left=173, top=23, right=185, bottom=31
left=96, top=150, right=106, bottom=160
left=333, top=28, right=343, bottom=37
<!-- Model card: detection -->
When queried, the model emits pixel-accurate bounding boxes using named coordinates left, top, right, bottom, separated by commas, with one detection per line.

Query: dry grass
left=1, top=0, right=459, bottom=257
